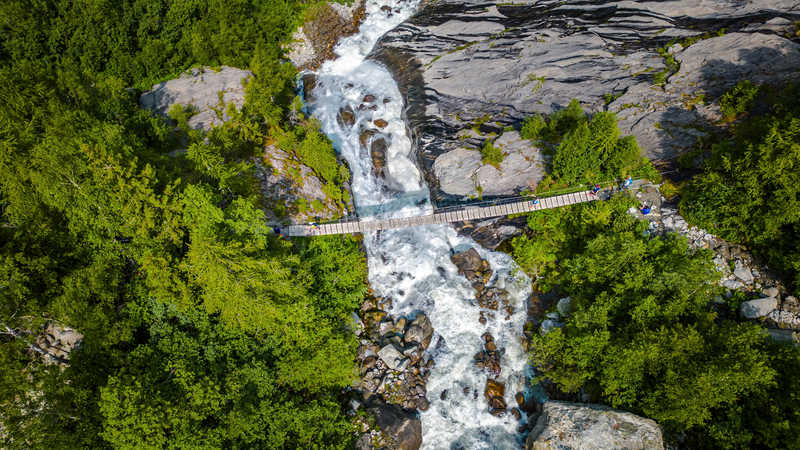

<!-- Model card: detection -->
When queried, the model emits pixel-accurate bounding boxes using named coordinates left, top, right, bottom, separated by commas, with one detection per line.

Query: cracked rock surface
left=369, top=0, right=800, bottom=203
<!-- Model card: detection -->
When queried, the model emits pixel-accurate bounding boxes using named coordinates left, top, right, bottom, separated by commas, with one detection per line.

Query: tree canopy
left=519, top=99, right=659, bottom=187
left=680, top=83, right=800, bottom=288
left=0, top=0, right=364, bottom=448
left=513, top=196, right=800, bottom=448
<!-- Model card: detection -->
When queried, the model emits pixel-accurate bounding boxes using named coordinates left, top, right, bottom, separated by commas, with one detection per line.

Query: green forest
left=3, top=0, right=800, bottom=448
left=1, top=0, right=365, bottom=447
left=514, top=83, right=800, bottom=448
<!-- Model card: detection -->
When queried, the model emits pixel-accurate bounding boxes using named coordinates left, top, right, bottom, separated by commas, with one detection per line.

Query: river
left=305, top=1, right=531, bottom=447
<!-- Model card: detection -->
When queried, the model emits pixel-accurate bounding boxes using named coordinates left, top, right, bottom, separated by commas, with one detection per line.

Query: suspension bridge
left=279, top=186, right=616, bottom=237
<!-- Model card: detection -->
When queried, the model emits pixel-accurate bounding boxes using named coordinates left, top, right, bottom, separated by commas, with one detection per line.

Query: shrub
left=548, top=99, right=586, bottom=139
left=520, top=100, right=656, bottom=186
left=520, top=114, right=546, bottom=141
left=719, top=80, right=759, bottom=119
left=653, top=70, right=667, bottom=86
left=481, top=140, right=504, bottom=166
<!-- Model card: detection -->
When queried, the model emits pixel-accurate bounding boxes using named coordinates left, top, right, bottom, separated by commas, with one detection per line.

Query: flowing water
left=306, top=1, right=531, bottom=447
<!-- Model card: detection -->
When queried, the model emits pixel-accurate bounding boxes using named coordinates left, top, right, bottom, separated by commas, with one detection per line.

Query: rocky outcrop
left=628, top=182, right=800, bottom=338
left=33, top=322, right=83, bottom=366
left=255, top=145, right=349, bottom=224
left=451, top=247, right=515, bottom=324
left=286, top=0, right=367, bottom=70
left=434, top=131, right=547, bottom=197
left=354, top=294, right=434, bottom=412
left=630, top=182, right=782, bottom=291
left=355, top=400, right=422, bottom=450
left=526, top=401, right=664, bottom=450
left=140, top=66, right=252, bottom=131
left=370, top=0, right=800, bottom=203
left=352, top=293, right=433, bottom=449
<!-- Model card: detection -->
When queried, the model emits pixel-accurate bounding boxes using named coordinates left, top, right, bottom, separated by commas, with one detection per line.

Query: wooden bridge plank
left=466, top=209, right=476, bottom=220
left=276, top=183, right=626, bottom=236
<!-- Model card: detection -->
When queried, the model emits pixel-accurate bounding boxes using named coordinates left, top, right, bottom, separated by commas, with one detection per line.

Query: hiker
left=591, top=184, right=601, bottom=195
left=621, top=176, right=633, bottom=190
left=640, top=203, right=651, bottom=215
left=530, top=197, right=540, bottom=207
left=274, top=226, right=282, bottom=235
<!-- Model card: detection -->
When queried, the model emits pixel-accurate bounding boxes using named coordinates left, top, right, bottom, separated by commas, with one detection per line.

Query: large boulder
left=450, top=247, right=491, bottom=289
left=433, top=131, right=547, bottom=197
left=139, top=66, right=252, bottom=131
left=370, top=0, right=800, bottom=203
left=378, top=344, right=407, bottom=371
left=526, top=401, right=664, bottom=450
left=360, top=401, right=422, bottom=450
left=404, top=313, right=434, bottom=350
left=740, top=297, right=778, bottom=319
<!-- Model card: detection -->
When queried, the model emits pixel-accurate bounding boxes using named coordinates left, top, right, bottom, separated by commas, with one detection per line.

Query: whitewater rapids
left=306, top=1, right=531, bottom=447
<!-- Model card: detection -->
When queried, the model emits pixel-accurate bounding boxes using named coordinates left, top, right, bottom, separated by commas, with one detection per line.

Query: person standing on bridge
left=591, top=184, right=601, bottom=195
left=530, top=197, right=540, bottom=207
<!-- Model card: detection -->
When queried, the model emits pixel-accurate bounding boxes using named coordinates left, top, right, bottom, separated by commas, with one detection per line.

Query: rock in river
left=359, top=400, right=423, bottom=450
left=378, top=344, right=407, bottom=371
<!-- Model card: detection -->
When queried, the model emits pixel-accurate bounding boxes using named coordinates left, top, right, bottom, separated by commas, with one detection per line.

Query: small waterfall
left=305, top=1, right=531, bottom=447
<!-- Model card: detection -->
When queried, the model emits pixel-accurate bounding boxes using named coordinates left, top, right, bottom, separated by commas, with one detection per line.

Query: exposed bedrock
left=369, top=0, right=800, bottom=203
left=526, top=401, right=664, bottom=450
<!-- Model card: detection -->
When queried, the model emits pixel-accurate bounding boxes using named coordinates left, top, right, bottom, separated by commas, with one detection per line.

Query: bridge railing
left=269, top=175, right=664, bottom=229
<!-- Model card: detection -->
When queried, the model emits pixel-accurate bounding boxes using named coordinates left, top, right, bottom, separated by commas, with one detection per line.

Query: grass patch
left=481, top=140, right=505, bottom=167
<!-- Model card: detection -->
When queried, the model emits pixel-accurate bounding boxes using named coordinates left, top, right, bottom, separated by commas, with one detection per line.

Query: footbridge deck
left=282, top=189, right=598, bottom=237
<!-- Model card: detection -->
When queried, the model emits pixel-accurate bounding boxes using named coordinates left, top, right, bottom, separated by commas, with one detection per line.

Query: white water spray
left=307, top=1, right=531, bottom=447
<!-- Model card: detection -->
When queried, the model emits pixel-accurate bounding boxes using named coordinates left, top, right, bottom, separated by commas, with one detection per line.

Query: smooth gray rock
left=526, top=401, right=664, bottom=450
left=434, top=131, right=546, bottom=197
left=763, top=287, right=780, bottom=298
left=140, top=66, right=252, bottom=131
left=766, top=328, right=797, bottom=344
left=378, top=345, right=407, bottom=371
left=740, top=297, right=778, bottom=319
left=734, top=261, right=755, bottom=283
left=540, top=319, right=563, bottom=335
left=433, top=148, right=482, bottom=196
left=557, top=297, right=573, bottom=317
left=370, top=0, right=800, bottom=202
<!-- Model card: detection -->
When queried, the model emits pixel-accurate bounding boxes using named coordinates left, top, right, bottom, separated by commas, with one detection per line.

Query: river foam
left=306, top=1, right=530, bottom=447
